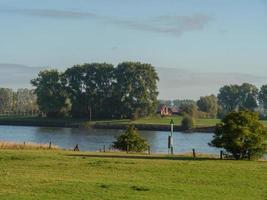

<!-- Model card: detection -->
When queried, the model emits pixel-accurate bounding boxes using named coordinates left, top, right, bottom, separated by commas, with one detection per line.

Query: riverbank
left=0, top=149, right=266, bottom=199
left=0, top=115, right=266, bottom=132
left=0, top=116, right=217, bottom=132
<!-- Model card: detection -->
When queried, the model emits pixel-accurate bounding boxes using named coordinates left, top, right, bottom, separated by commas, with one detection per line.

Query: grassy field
left=0, top=115, right=266, bottom=128
left=0, top=149, right=266, bottom=200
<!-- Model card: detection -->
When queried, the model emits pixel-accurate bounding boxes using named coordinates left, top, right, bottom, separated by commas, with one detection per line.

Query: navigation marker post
left=168, top=119, right=174, bottom=155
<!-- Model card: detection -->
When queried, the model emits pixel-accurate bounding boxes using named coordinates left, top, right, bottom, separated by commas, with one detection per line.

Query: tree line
left=31, top=62, right=159, bottom=119
left=0, top=88, right=38, bottom=115
left=159, top=83, right=267, bottom=119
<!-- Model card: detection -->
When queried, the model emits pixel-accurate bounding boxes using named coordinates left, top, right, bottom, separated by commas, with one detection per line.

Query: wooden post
left=220, top=150, right=223, bottom=160
left=192, top=149, right=196, bottom=158
left=49, top=141, right=52, bottom=149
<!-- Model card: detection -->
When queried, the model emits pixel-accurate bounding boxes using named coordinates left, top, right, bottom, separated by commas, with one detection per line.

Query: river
left=0, top=125, right=221, bottom=154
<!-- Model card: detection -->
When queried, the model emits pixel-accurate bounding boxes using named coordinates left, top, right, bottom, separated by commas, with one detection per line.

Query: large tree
left=218, top=83, right=258, bottom=115
left=64, top=63, right=115, bottom=119
left=210, top=111, right=267, bottom=160
left=259, top=85, right=267, bottom=112
left=197, top=95, right=218, bottom=118
left=115, top=62, right=159, bottom=119
left=31, top=70, right=70, bottom=118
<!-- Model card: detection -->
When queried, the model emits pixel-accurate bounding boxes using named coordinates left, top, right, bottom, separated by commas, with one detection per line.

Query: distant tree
left=218, top=83, right=259, bottom=115
left=210, top=111, right=267, bottom=160
left=0, top=88, right=13, bottom=113
left=173, top=99, right=195, bottom=108
left=180, top=103, right=198, bottom=118
left=15, top=89, right=38, bottom=113
left=181, top=115, right=195, bottom=130
left=113, top=125, right=149, bottom=152
left=197, top=95, right=218, bottom=118
left=115, top=62, right=159, bottom=119
left=158, top=100, right=172, bottom=107
left=259, top=85, right=267, bottom=113
left=31, top=70, right=70, bottom=118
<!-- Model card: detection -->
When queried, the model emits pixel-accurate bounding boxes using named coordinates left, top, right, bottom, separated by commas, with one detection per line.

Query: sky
left=0, top=0, right=267, bottom=99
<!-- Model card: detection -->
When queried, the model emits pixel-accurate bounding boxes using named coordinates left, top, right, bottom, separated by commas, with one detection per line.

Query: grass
left=0, top=149, right=266, bottom=200
left=0, top=115, right=266, bottom=128
left=0, top=141, right=59, bottom=150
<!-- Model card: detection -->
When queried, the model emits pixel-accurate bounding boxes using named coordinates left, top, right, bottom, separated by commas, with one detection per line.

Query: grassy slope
left=0, top=150, right=266, bottom=200
left=0, top=115, right=266, bottom=128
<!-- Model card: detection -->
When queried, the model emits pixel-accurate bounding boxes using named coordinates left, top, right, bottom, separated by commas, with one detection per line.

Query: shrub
left=210, top=111, right=267, bottom=160
left=113, top=125, right=149, bottom=152
left=181, top=115, right=195, bottom=130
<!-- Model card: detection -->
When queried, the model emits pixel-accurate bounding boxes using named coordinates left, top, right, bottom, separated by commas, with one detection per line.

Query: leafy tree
left=115, top=62, right=159, bottom=119
left=180, top=103, right=198, bottom=118
left=181, top=115, right=195, bottom=130
left=259, top=85, right=267, bottom=112
left=173, top=99, right=195, bottom=108
left=113, top=125, right=149, bottom=152
left=197, top=95, right=218, bottom=118
left=210, top=111, right=267, bottom=160
left=218, top=83, right=259, bottom=115
left=0, top=88, right=13, bottom=113
left=31, top=70, right=70, bottom=118
left=64, top=63, right=115, bottom=119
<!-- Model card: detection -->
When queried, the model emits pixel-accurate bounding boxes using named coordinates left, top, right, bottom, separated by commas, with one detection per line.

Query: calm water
left=0, top=125, right=220, bottom=154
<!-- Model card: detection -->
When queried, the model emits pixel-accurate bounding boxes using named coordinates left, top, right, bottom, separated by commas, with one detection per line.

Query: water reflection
left=0, top=125, right=219, bottom=154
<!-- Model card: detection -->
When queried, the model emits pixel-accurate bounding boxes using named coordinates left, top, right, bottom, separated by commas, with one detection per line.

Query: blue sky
left=0, top=0, right=267, bottom=99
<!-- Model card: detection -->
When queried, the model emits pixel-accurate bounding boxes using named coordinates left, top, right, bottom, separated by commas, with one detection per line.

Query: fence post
left=192, top=149, right=196, bottom=158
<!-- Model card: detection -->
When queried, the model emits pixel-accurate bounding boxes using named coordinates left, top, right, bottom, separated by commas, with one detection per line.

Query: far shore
left=0, top=115, right=218, bottom=132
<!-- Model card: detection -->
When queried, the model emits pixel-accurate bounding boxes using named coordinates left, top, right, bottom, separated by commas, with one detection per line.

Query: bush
left=113, top=125, right=149, bottom=152
left=181, top=115, right=195, bottom=130
left=210, top=111, right=267, bottom=160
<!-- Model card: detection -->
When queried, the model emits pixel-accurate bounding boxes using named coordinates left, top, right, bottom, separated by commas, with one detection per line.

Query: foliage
left=181, top=115, right=195, bottom=130
left=35, top=62, right=159, bottom=119
left=0, top=88, right=13, bottom=112
left=197, top=95, right=218, bottom=118
left=64, top=63, right=115, bottom=119
left=259, top=85, right=267, bottom=113
left=31, top=70, right=70, bottom=118
left=115, top=62, right=159, bottom=119
left=218, top=83, right=258, bottom=116
left=113, top=125, right=149, bottom=152
left=210, top=111, right=267, bottom=160
left=180, top=103, right=198, bottom=118
left=173, top=99, right=196, bottom=108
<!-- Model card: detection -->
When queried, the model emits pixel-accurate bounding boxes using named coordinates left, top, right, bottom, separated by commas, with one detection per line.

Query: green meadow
left=0, top=150, right=266, bottom=200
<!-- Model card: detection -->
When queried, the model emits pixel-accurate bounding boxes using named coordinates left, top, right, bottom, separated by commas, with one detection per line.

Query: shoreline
left=0, top=119, right=215, bottom=133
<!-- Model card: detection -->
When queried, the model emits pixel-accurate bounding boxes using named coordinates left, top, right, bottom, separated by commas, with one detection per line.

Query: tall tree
left=31, top=70, right=70, bottom=118
left=64, top=63, right=115, bottom=119
left=0, top=88, right=13, bottom=113
left=115, top=62, right=159, bottom=119
left=218, top=83, right=258, bottom=115
left=259, top=85, right=267, bottom=112
left=197, top=95, right=218, bottom=118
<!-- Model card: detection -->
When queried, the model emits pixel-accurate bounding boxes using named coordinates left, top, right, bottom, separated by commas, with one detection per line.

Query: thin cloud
left=2, top=8, right=212, bottom=36
left=157, top=67, right=267, bottom=99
